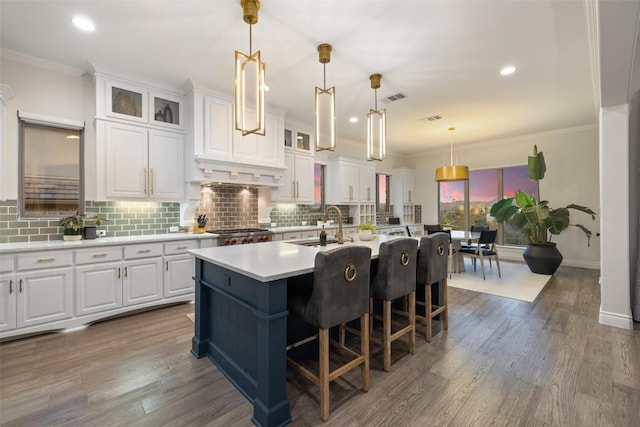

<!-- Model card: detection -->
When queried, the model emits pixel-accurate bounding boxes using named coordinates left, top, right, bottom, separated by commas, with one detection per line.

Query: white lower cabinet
left=1, top=261, right=73, bottom=332
left=75, top=262, right=122, bottom=316
left=1, top=237, right=209, bottom=339
left=123, top=257, right=163, bottom=306
left=163, top=255, right=194, bottom=297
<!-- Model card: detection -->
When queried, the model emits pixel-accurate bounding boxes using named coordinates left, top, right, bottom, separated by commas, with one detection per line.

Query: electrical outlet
left=96, top=230, right=106, bottom=237
left=169, top=226, right=179, bottom=232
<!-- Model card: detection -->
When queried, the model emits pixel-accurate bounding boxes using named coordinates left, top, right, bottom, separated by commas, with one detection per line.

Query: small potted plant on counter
left=357, top=222, right=376, bottom=241
left=59, top=212, right=85, bottom=241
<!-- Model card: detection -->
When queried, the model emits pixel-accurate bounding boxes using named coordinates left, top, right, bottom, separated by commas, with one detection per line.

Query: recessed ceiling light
left=72, top=15, right=95, bottom=32
left=349, top=117, right=359, bottom=123
left=500, top=65, right=516, bottom=76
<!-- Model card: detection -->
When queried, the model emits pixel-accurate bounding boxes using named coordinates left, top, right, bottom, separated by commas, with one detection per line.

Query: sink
left=287, top=238, right=340, bottom=247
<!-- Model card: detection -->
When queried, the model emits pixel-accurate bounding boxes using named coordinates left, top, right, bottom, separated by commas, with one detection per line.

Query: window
left=19, top=113, right=84, bottom=218
left=438, top=165, right=538, bottom=245
left=311, top=163, right=325, bottom=211
left=376, top=173, right=390, bottom=212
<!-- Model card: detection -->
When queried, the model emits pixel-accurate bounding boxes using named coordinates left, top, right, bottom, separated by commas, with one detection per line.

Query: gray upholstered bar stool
left=416, top=233, right=450, bottom=342
left=286, top=246, right=371, bottom=422
left=369, top=238, right=418, bottom=371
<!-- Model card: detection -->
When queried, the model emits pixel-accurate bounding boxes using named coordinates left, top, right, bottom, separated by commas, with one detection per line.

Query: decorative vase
left=358, top=229, right=375, bottom=241
left=63, top=228, right=83, bottom=241
left=523, top=242, right=563, bottom=275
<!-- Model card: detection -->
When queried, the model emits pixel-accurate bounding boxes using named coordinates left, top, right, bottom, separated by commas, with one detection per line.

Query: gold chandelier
left=435, top=127, right=469, bottom=181
left=366, top=73, right=386, bottom=161
left=315, top=43, right=336, bottom=151
left=234, top=0, right=265, bottom=136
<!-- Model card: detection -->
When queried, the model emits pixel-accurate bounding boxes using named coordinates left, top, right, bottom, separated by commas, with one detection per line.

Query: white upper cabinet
left=273, top=151, right=314, bottom=204
left=99, top=121, right=185, bottom=201
left=328, top=158, right=373, bottom=205
left=393, top=168, right=415, bottom=205
left=359, top=164, right=376, bottom=203
left=96, top=73, right=185, bottom=130
left=202, top=95, right=234, bottom=161
left=94, top=71, right=187, bottom=201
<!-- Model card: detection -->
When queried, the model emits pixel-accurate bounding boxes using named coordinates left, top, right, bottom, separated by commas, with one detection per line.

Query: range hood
left=193, top=156, right=286, bottom=188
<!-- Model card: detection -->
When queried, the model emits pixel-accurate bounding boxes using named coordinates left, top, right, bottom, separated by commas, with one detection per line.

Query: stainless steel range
left=207, top=228, right=274, bottom=246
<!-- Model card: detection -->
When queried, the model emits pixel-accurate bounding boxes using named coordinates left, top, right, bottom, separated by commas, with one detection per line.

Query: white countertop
left=0, top=232, right=217, bottom=254
left=188, top=234, right=414, bottom=282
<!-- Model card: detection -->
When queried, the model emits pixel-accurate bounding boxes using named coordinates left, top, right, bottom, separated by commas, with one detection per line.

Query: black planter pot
left=63, top=228, right=83, bottom=241
left=522, top=242, right=563, bottom=275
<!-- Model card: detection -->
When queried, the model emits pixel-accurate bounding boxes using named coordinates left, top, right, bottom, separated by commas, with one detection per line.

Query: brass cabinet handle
left=37, top=258, right=55, bottom=263
left=367, top=187, right=371, bottom=201
left=19, top=279, right=23, bottom=293
left=138, top=249, right=151, bottom=254
left=8, top=280, right=12, bottom=294
left=118, top=267, right=121, bottom=279
left=124, top=266, right=128, bottom=278
left=92, top=253, right=108, bottom=258
left=150, top=168, right=154, bottom=195
left=296, top=181, right=299, bottom=199
left=291, top=181, right=295, bottom=199
left=408, top=190, right=412, bottom=203
left=143, top=168, right=148, bottom=194
left=166, top=261, right=169, bottom=271
left=176, top=246, right=188, bottom=250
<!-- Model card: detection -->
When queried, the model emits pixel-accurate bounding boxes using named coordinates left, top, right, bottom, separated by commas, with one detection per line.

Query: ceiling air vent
left=380, top=92, right=407, bottom=104
left=419, top=115, right=443, bottom=122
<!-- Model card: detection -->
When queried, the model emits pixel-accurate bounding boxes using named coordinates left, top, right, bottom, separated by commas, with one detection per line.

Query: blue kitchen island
left=188, top=237, right=390, bottom=427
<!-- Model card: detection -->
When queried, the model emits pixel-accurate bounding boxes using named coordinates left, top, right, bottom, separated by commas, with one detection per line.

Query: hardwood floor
left=1, top=266, right=639, bottom=426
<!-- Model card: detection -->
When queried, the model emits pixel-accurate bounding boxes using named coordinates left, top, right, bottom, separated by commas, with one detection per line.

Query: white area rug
left=448, top=259, right=552, bottom=302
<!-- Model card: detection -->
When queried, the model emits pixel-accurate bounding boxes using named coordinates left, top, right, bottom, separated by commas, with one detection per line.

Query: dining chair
left=461, top=225, right=489, bottom=249
left=427, top=228, right=456, bottom=278
left=423, top=224, right=443, bottom=234
left=458, top=229, right=501, bottom=280
left=286, top=246, right=371, bottom=422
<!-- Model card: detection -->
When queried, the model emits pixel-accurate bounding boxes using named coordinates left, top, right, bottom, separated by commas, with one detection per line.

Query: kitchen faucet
left=323, top=205, right=344, bottom=244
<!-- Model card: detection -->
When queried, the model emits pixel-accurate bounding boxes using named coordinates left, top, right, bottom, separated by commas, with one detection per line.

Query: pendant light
left=315, top=43, right=336, bottom=151
left=367, top=73, right=386, bottom=161
left=234, top=0, right=265, bottom=136
left=435, top=127, right=469, bottom=181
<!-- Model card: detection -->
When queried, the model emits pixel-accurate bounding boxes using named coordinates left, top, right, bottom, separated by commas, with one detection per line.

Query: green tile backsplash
left=0, top=200, right=180, bottom=243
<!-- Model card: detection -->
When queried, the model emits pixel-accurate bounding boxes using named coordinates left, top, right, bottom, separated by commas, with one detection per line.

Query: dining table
left=448, top=230, right=481, bottom=273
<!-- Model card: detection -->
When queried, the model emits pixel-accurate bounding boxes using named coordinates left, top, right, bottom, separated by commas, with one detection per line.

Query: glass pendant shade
left=315, top=43, right=336, bottom=151
left=367, top=108, right=386, bottom=161
left=234, top=50, right=265, bottom=136
left=435, top=127, right=469, bottom=181
left=367, top=73, right=386, bottom=161
left=234, top=0, right=265, bottom=136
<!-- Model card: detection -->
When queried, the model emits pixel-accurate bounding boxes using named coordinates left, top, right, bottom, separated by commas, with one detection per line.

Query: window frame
left=18, top=112, right=85, bottom=219
left=376, top=172, right=391, bottom=213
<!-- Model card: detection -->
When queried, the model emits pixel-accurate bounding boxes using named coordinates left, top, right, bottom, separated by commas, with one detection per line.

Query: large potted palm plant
left=489, top=145, right=596, bottom=275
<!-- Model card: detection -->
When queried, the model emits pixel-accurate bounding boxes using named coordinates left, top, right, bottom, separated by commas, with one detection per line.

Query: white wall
left=406, top=125, right=601, bottom=269
left=0, top=57, right=96, bottom=200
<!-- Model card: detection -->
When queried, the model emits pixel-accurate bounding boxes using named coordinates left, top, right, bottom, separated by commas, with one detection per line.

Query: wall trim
left=599, top=308, right=634, bottom=330
left=1, top=48, right=86, bottom=77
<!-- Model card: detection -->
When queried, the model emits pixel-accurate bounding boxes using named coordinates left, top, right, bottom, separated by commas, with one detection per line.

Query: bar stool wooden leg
left=383, top=300, right=392, bottom=372
left=442, top=278, right=448, bottom=331
left=319, top=328, right=330, bottom=421
left=361, top=312, right=370, bottom=392
left=409, top=290, right=416, bottom=353
left=425, top=283, right=433, bottom=343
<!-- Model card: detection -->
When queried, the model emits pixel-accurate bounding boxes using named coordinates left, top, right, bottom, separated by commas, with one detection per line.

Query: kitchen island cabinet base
left=191, top=258, right=291, bottom=427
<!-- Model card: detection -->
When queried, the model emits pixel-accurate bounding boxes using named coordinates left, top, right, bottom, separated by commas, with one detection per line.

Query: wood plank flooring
left=1, top=266, right=639, bottom=426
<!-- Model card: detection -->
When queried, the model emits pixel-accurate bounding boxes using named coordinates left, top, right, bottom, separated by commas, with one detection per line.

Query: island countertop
left=188, top=234, right=403, bottom=282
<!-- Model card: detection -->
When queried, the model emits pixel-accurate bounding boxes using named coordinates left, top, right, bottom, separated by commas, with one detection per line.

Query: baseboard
left=496, top=245, right=600, bottom=270
left=599, top=308, right=634, bottom=330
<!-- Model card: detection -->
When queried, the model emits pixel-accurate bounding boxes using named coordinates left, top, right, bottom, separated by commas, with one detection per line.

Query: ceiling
left=0, top=0, right=599, bottom=154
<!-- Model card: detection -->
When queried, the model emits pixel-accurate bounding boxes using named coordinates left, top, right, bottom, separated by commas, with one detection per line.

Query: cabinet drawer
left=281, top=232, right=302, bottom=240
left=0, top=255, right=14, bottom=273
left=164, top=240, right=199, bottom=255
left=300, top=230, right=319, bottom=239
left=75, top=247, right=122, bottom=265
left=124, top=243, right=163, bottom=260
left=17, top=251, right=73, bottom=271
